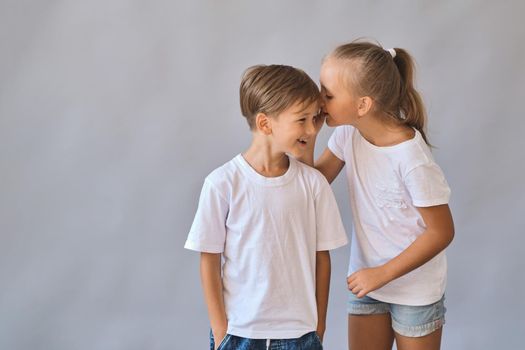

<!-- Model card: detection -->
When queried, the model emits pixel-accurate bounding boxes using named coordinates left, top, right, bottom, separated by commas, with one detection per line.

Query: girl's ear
left=357, top=96, right=373, bottom=117
left=255, top=112, right=272, bottom=135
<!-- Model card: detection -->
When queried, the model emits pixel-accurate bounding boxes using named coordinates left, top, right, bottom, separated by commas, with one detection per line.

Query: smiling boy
left=184, top=65, right=347, bottom=350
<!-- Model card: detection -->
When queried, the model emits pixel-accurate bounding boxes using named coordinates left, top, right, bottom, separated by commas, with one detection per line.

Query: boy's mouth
left=298, top=137, right=308, bottom=145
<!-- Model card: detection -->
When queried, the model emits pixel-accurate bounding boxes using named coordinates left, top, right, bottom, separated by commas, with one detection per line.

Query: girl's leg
left=348, top=314, right=394, bottom=350
left=394, top=327, right=442, bottom=350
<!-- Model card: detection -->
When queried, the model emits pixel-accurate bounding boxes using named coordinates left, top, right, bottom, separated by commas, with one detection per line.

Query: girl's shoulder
left=386, top=130, right=437, bottom=175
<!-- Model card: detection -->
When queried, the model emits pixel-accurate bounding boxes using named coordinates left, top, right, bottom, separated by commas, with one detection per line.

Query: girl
left=305, top=41, right=454, bottom=350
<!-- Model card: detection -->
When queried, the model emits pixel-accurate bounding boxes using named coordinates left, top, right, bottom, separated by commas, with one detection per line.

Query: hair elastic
left=386, top=48, right=396, bottom=58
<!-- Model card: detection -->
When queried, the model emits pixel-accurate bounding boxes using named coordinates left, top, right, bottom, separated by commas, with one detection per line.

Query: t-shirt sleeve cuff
left=327, top=142, right=344, bottom=161
left=184, top=239, right=224, bottom=253
left=412, top=196, right=450, bottom=207
left=317, top=236, right=348, bottom=251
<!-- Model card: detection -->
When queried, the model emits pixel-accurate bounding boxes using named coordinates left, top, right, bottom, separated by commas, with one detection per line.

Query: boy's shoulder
left=205, top=155, right=240, bottom=186
left=291, top=157, right=330, bottom=190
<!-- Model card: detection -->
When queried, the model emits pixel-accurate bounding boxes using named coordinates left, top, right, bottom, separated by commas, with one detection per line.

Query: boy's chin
left=287, top=147, right=306, bottom=159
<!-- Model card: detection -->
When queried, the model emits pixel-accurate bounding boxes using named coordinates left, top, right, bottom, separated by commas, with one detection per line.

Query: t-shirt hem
left=317, top=237, right=348, bottom=251
left=367, top=290, right=445, bottom=306
left=184, top=239, right=223, bottom=253
left=227, top=327, right=316, bottom=339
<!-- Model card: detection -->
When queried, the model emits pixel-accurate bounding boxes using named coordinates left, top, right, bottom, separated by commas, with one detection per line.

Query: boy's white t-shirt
left=328, top=126, right=451, bottom=306
left=184, top=154, right=348, bottom=339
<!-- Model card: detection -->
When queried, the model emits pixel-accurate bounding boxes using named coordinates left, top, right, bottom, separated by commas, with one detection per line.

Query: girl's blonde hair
left=329, top=40, right=429, bottom=144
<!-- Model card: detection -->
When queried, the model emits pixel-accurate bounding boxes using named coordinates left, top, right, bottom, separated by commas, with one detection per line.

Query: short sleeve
left=327, top=126, right=348, bottom=161
left=404, top=163, right=451, bottom=207
left=315, top=179, right=348, bottom=251
left=184, top=178, right=229, bottom=253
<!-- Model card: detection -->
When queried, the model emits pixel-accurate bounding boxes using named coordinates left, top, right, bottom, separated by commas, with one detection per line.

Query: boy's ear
left=255, top=112, right=272, bottom=135
left=357, top=96, right=373, bottom=117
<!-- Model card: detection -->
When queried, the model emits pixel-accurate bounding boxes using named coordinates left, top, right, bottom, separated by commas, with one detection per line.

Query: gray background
left=1, top=1, right=524, bottom=349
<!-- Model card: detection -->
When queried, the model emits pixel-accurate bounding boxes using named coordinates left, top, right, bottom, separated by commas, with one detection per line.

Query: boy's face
left=268, top=101, right=319, bottom=158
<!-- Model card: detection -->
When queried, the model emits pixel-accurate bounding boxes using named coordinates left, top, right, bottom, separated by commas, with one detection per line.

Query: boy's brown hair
left=239, top=65, right=320, bottom=130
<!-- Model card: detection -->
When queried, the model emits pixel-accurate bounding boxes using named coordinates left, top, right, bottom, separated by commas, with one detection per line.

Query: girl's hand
left=347, top=267, right=390, bottom=298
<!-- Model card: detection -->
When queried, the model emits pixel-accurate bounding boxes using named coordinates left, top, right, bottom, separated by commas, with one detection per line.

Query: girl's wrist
left=380, top=263, right=396, bottom=284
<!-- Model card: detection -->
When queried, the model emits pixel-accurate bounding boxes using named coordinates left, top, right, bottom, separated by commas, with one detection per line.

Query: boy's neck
left=242, top=137, right=289, bottom=178
left=355, top=113, right=415, bottom=147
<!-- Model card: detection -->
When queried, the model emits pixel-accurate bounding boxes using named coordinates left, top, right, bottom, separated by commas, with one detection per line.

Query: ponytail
left=393, top=48, right=430, bottom=145
left=329, top=40, right=431, bottom=146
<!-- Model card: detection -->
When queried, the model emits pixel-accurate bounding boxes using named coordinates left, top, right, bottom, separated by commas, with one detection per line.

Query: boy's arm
left=200, top=252, right=228, bottom=348
left=315, top=250, right=331, bottom=342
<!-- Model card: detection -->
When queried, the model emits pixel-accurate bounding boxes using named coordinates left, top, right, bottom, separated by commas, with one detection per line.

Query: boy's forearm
left=315, top=250, right=331, bottom=340
left=200, top=253, right=228, bottom=337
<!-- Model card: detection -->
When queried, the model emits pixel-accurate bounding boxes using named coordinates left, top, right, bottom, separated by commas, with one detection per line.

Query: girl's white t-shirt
left=185, top=154, right=348, bottom=339
left=328, top=126, right=451, bottom=306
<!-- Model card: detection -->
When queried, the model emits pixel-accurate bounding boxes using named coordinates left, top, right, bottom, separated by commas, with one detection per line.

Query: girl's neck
left=355, top=113, right=415, bottom=147
left=242, top=136, right=289, bottom=177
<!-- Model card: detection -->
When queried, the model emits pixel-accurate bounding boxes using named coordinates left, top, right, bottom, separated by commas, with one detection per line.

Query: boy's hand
left=315, top=327, right=325, bottom=343
left=213, top=329, right=227, bottom=350
left=347, top=266, right=390, bottom=298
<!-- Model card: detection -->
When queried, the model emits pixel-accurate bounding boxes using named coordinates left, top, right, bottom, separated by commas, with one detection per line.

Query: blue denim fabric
left=347, top=292, right=446, bottom=337
left=210, top=330, right=322, bottom=350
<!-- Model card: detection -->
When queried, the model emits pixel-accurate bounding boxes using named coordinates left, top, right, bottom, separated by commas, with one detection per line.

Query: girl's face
left=320, top=58, right=360, bottom=127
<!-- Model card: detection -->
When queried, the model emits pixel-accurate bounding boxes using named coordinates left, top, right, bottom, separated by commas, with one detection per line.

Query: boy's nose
left=306, top=120, right=315, bottom=135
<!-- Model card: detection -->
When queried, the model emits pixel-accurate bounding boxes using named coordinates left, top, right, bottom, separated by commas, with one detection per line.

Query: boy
left=184, top=64, right=347, bottom=350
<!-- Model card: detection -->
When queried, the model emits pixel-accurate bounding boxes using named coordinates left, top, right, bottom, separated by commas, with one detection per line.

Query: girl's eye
left=298, top=118, right=306, bottom=123
left=325, top=94, right=333, bottom=100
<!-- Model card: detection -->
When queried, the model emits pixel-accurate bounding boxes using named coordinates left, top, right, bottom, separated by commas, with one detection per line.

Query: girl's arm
left=347, top=204, right=455, bottom=298
left=315, top=250, right=331, bottom=342
left=297, top=141, right=345, bottom=184
left=297, top=116, right=345, bottom=184
left=315, top=148, right=345, bottom=184
left=200, top=252, right=228, bottom=349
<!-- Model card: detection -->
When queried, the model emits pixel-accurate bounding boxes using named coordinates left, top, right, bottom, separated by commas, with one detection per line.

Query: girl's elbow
left=444, top=226, right=455, bottom=247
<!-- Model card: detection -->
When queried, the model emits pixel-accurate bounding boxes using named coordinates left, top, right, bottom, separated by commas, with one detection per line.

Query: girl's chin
left=325, top=116, right=337, bottom=127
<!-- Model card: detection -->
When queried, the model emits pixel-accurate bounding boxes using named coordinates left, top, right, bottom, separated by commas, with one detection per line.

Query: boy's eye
left=298, top=118, right=306, bottom=123
left=324, top=94, right=333, bottom=100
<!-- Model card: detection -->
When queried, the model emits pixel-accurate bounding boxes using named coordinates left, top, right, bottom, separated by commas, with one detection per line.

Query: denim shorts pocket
left=216, top=334, right=231, bottom=350
left=315, top=333, right=323, bottom=346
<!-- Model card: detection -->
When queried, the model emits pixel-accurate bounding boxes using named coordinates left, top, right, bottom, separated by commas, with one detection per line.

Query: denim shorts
left=347, top=292, right=446, bottom=337
left=210, top=330, right=322, bottom=350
